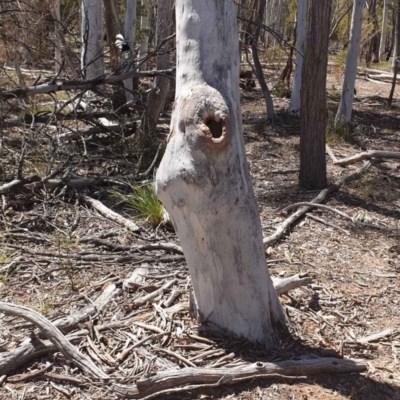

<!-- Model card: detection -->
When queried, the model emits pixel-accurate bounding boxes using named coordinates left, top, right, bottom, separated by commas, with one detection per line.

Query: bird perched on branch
left=115, top=34, right=131, bottom=54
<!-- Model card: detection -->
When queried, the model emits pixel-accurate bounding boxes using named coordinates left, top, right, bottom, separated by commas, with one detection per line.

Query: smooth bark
left=80, top=0, right=104, bottom=80
left=379, top=0, right=389, bottom=60
left=138, top=0, right=149, bottom=71
left=299, top=0, right=332, bottom=189
left=252, top=0, right=275, bottom=120
left=156, top=0, right=285, bottom=344
left=123, top=0, right=137, bottom=100
left=335, top=0, right=364, bottom=125
left=288, top=0, right=307, bottom=116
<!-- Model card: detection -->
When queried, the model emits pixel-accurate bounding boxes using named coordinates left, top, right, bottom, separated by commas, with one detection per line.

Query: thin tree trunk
left=18, top=0, right=32, bottom=66
left=103, top=0, right=123, bottom=72
left=300, top=0, right=332, bottom=190
left=49, top=3, right=79, bottom=79
left=389, top=1, right=400, bottom=105
left=335, top=0, right=364, bottom=126
left=123, top=0, right=137, bottom=101
left=156, top=0, right=286, bottom=345
left=80, top=0, right=104, bottom=80
left=288, top=0, right=307, bottom=116
left=393, top=3, right=400, bottom=71
left=140, top=0, right=174, bottom=146
left=138, top=0, right=149, bottom=71
left=51, top=0, right=62, bottom=76
left=252, top=0, right=275, bottom=120
left=379, top=0, right=389, bottom=60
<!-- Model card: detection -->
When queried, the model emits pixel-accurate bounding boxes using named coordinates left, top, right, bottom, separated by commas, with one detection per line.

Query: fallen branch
left=81, top=195, right=140, bottom=232
left=282, top=202, right=353, bottom=221
left=0, top=176, right=41, bottom=195
left=6, top=363, right=52, bottom=383
left=307, top=214, right=350, bottom=235
left=357, top=328, right=395, bottom=344
left=272, top=274, right=312, bottom=295
left=80, top=237, right=183, bottom=254
left=113, top=358, right=367, bottom=399
left=2, top=68, right=175, bottom=100
left=0, top=302, right=108, bottom=379
left=46, top=283, right=119, bottom=334
left=263, top=161, right=373, bottom=246
left=333, top=150, right=400, bottom=167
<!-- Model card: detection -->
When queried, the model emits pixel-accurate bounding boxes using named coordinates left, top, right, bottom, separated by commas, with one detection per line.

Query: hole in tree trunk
left=205, top=119, right=223, bottom=139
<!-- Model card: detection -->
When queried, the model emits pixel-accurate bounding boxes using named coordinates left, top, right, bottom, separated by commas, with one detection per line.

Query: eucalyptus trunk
left=335, top=0, right=364, bottom=125
left=288, top=0, right=307, bottom=116
left=299, top=0, right=332, bottom=189
left=156, top=0, right=286, bottom=344
left=80, top=0, right=104, bottom=80
left=379, top=0, right=389, bottom=60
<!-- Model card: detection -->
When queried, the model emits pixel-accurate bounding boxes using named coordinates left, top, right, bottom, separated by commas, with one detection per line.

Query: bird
left=115, top=34, right=131, bottom=54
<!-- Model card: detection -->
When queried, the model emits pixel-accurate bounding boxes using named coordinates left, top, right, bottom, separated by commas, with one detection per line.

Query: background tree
left=379, top=0, right=389, bottom=60
left=288, top=0, right=307, bottom=116
left=156, top=0, right=286, bottom=344
left=299, top=0, right=332, bottom=190
left=80, top=0, right=104, bottom=80
left=139, top=0, right=174, bottom=149
left=335, top=0, right=364, bottom=126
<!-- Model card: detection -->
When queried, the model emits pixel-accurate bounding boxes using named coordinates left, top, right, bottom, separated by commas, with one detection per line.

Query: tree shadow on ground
left=336, top=190, right=400, bottom=221
left=6, top=302, right=398, bottom=400
left=160, top=326, right=400, bottom=400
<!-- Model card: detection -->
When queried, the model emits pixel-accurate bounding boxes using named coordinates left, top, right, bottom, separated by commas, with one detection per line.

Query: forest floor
left=0, top=64, right=399, bottom=400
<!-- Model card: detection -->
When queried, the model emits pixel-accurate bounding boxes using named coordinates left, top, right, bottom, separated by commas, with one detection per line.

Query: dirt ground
left=0, top=65, right=399, bottom=399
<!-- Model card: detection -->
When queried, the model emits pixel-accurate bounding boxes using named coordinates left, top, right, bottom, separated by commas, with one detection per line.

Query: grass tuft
left=326, top=123, right=353, bottom=145
left=114, top=183, right=165, bottom=228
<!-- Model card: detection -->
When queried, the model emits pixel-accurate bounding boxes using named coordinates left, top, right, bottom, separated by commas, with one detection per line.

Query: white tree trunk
left=156, top=0, right=285, bottom=344
left=139, top=0, right=149, bottom=71
left=335, top=0, right=364, bottom=125
left=80, top=0, right=104, bottom=80
left=379, top=0, right=389, bottom=61
left=123, top=0, right=137, bottom=101
left=274, top=0, right=283, bottom=46
left=288, top=0, right=307, bottom=116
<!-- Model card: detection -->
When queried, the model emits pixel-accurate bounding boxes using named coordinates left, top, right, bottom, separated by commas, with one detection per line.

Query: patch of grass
left=335, top=49, right=348, bottom=70
left=113, top=183, right=165, bottom=228
left=326, top=123, right=353, bottom=145
left=368, top=60, right=392, bottom=71
left=328, top=85, right=341, bottom=100
left=272, top=80, right=291, bottom=98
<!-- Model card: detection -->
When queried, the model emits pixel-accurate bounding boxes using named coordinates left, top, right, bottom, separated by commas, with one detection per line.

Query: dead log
left=0, top=333, right=84, bottom=376
left=113, top=358, right=368, bottom=399
left=81, top=195, right=140, bottom=232
left=45, top=283, right=119, bottom=334
left=333, top=150, right=400, bottom=166
left=272, top=274, right=312, bottom=295
left=0, top=302, right=108, bottom=379
left=2, top=69, right=175, bottom=100
left=0, top=176, right=41, bottom=195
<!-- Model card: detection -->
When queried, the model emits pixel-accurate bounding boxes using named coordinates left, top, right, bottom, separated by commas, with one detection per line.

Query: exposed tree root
left=0, top=302, right=109, bottom=379
left=113, top=358, right=368, bottom=399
